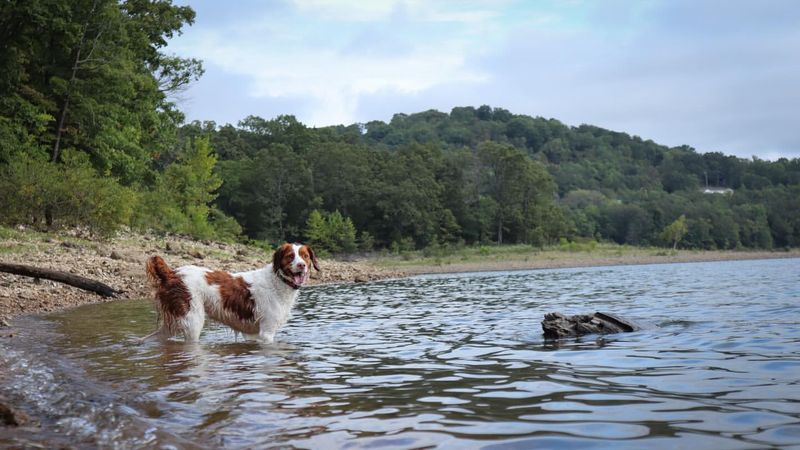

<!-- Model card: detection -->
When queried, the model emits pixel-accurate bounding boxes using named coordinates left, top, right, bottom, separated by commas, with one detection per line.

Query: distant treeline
left=1, top=1, right=798, bottom=251
left=179, top=112, right=799, bottom=251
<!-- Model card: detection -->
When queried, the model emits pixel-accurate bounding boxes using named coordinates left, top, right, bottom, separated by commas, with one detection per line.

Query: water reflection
left=3, top=258, right=800, bottom=448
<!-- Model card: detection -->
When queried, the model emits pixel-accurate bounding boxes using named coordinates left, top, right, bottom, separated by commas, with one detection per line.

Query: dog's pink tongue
left=293, top=272, right=306, bottom=286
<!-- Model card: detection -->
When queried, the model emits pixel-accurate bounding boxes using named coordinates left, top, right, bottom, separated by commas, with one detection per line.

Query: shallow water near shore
left=2, top=258, right=800, bottom=448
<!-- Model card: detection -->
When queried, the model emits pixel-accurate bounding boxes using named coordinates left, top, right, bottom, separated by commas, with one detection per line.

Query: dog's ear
left=272, top=243, right=290, bottom=273
left=305, top=245, right=320, bottom=271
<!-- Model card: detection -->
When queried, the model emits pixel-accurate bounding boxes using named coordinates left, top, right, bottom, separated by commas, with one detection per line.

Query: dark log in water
left=0, top=262, right=120, bottom=298
left=542, top=311, right=640, bottom=339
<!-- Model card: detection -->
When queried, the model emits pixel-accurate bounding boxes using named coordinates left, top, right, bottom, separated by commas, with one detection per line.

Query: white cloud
left=170, top=0, right=800, bottom=158
left=289, top=0, right=398, bottom=21
left=289, top=0, right=504, bottom=23
left=170, top=2, right=491, bottom=125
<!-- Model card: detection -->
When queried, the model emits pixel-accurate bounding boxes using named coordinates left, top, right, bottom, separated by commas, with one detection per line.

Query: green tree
left=136, top=137, right=226, bottom=239
left=166, top=137, right=221, bottom=237
left=0, top=0, right=200, bottom=181
left=660, top=214, right=688, bottom=249
left=659, top=148, right=701, bottom=193
left=307, top=142, right=375, bottom=228
left=217, top=144, right=313, bottom=241
left=477, top=141, right=559, bottom=244
left=599, top=203, right=653, bottom=245
left=304, top=210, right=328, bottom=250
left=734, top=204, right=773, bottom=249
left=304, top=209, right=358, bottom=253
left=372, top=144, right=445, bottom=247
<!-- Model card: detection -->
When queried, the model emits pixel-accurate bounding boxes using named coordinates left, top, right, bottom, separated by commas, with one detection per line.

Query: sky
left=167, top=0, right=800, bottom=160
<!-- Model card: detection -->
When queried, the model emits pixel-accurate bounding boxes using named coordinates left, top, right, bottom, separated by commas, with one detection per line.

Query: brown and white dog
left=143, top=243, right=319, bottom=343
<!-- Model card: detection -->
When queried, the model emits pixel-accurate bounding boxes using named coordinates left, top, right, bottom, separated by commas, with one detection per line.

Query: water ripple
left=1, top=258, right=799, bottom=448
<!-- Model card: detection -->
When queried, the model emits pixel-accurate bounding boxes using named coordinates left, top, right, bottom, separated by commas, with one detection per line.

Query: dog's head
left=272, top=242, right=320, bottom=287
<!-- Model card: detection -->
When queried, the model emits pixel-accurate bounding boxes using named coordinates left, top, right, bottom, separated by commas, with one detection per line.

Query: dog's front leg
left=258, top=330, right=275, bottom=344
left=137, top=327, right=172, bottom=344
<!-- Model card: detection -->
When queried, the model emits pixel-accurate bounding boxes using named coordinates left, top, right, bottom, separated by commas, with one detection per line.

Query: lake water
left=1, top=258, right=799, bottom=449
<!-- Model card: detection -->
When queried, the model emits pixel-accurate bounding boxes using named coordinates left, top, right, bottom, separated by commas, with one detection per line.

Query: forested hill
left=1, top=2, right=798, bottom=252
left=337, top=106, right=799, bottom=194
left=178, top=107, right=800, bottom=251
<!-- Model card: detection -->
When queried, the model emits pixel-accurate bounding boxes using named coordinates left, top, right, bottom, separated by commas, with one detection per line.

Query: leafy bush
left=209, top=207, right=243, bottom=242
left=358, top=231, right=375, bottom=251
left=557, top=238, right=598, bottom=252
left=304, top=209, right=358, bottom=253
left=390, top=237, right=416, bottom=255
left=0, top=151, right=137, bottom=235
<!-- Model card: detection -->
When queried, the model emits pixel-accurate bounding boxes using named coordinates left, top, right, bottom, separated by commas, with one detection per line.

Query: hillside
left=180, top=107, right=800, bottom=251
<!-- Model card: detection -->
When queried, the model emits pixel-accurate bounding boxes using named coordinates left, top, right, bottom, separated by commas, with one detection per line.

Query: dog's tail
left=146, top=255, right=173, bottom=288
left=144, top=255, right=190, bottom=337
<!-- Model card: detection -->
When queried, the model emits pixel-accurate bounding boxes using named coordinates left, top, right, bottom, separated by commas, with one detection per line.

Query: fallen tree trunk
left=542, top=311, right=640, bottom=339
left=0, top=262, right=120, bottom=298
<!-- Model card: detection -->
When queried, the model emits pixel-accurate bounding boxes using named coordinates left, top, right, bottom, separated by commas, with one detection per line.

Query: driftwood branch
left=542, top=311, right=640, bottom=339
left=0, top=262, right=120, bottom=297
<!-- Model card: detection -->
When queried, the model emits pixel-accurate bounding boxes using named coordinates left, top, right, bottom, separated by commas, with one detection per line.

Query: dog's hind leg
left=182, top=308, right=206, bottom=342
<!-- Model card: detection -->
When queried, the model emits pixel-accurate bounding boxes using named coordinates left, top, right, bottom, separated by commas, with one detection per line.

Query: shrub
left=0, top=151, right=136, bottom=235
left=304, top=209, right=358, bottom=253
left=358, top=231, right=375, bottom=251
left=209, top=207, right=243, bottom=242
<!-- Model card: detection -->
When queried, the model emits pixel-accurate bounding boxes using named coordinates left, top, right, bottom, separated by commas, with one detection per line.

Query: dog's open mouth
left=291, top=270, right=308, bottom=286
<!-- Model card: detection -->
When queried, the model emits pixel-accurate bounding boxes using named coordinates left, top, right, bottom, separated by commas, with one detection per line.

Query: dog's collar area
left=276, top=268, right=301, bottom=290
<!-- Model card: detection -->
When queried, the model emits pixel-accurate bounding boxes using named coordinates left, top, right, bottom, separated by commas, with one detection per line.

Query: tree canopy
left=1, top=3, right=798, bottom=252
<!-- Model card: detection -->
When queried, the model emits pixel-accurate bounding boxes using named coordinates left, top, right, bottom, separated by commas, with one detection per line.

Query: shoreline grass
left=370, top=241, right=800, bottom=274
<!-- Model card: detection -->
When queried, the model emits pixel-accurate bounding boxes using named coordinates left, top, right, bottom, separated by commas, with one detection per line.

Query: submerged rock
left=542, top=311, right=640, bottom=339
left=0, top=396, right=31, bottom=426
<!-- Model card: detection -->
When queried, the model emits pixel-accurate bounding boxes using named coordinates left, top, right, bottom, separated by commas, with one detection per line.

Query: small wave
left=0, top=318, right=204, bottom=448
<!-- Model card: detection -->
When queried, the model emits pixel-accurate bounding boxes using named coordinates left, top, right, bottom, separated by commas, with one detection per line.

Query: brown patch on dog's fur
left=272, top=243, right=293, bottom=276
left=204, top=271, right=255, bottom=322
left=298, top=245, right=320, bottom=271
left=146, top=256, right=191, bottom=333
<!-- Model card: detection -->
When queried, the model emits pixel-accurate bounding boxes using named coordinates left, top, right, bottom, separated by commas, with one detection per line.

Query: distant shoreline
left=375, top=249, right=800, bottom=276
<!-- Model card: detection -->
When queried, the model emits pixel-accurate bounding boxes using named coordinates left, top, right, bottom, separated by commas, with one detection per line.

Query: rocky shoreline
left=0, top=229, right=405, bottom=326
